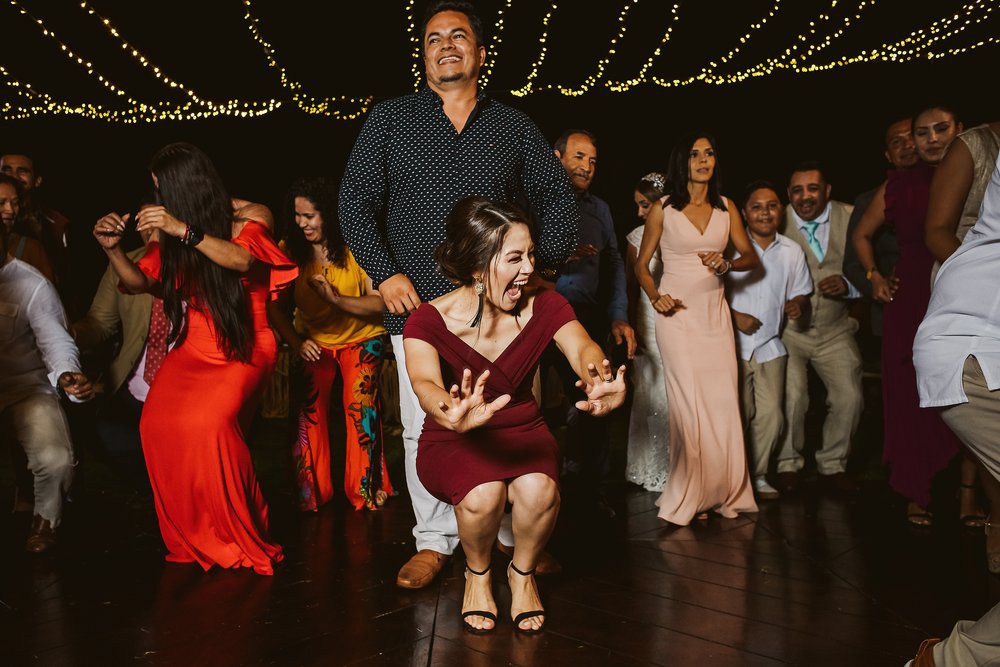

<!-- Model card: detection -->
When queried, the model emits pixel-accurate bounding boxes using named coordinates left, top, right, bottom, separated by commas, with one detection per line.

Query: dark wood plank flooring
left=2, top=399, right=999, bottom=666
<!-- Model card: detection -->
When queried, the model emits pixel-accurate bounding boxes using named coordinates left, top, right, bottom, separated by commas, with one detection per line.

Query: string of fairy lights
left=1, top=0, right=997, bottom=123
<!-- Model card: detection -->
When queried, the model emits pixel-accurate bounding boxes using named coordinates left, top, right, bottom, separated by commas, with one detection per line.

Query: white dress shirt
left=790, top=202, right=862, bottom=299
left=0, top=257, right=81, bottom=397
left=728, top=233, right=814, bottom=362
left=914, top=153, right=1000, bottom=407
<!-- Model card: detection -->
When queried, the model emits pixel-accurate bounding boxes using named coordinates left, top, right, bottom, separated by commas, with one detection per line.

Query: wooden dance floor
left=2, top=403, right=999, bottom=666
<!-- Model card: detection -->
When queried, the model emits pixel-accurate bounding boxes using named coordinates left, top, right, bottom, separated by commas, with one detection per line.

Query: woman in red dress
left=403, top=197, right=626, bottom=633
left=94, top=143, right=297, bottom=575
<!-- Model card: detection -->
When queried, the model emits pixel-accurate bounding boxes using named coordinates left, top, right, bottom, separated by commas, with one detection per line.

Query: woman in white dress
left=624, top=173, right=670, bottom=491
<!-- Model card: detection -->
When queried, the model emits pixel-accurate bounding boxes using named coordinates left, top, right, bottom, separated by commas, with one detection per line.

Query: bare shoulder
left=232, top=199, right=274, bottom=230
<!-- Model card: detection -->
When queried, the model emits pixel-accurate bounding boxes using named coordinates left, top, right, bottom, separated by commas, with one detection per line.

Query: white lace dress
left=624, top=225, right=670, bottom=491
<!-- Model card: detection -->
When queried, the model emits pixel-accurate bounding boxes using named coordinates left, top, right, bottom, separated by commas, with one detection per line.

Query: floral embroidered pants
left=293, top=336, right=392, bottom=511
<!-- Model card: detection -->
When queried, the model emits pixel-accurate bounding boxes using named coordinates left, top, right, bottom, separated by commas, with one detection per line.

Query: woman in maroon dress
left=94, top=143, right=297, bottom=575
left=852, top=106, right=973, bottom=528
left=403, top=197, right=625, bottom=633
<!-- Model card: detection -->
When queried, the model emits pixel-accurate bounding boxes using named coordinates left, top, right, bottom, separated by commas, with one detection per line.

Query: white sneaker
left=753, top=476, right=779, bottom=500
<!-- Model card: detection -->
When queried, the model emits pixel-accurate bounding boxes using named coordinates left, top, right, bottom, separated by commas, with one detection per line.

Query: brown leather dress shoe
left=396, top=550, right=448, bottom=589
left=26, top=515, right=57, bottom=553
left=912, top=637, right=941, bottom=667
left=495, top=541, right=563, bottom=576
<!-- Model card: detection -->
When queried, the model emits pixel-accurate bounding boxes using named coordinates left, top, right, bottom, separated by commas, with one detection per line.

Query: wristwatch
left=865, top=267, right=880, bottom=281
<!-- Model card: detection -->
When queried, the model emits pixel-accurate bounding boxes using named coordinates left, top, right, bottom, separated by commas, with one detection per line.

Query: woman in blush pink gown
left=634, top=133, right=759, bottom=526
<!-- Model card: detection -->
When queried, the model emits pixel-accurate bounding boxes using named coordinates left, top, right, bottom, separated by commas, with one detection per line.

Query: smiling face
left=0, top=154, right=39, bottom=191
left=0, top=182, right=20, bottom=230
left=743, top=188, right=783, bottom=241
left=787, top=169, right=831, bottom=221
left=688, top=137, right=716, bottom=184
left=557, top=133, right=597, bottom=194
left=481, top=222, right=534, bottom=312
left=423, top=10, right=485, bottom=90
left=294, top=196, right=325, bottom=245
left=913, top=108, right=962, bottom=165
left=884, top=118, right=918, bottom=169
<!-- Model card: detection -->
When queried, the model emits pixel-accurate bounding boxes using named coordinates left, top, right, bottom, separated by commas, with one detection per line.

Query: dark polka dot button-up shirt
left=339, top=87, right=579, bottom=335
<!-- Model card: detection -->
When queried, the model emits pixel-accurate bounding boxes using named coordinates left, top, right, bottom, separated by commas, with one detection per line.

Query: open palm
left=575, top=360, right=627, bottom=417
left=439, top=368, right=511, bottom=433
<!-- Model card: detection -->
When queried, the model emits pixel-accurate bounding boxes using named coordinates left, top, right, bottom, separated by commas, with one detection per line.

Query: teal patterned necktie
left=802, top=221, right=825, bottom=261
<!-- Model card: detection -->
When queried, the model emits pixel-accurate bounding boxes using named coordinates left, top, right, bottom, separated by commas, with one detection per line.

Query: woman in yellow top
left=269, top=177, right=392, bottom=511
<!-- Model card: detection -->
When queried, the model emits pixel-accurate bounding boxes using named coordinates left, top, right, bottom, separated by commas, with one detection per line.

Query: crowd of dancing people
left=3, top=1, right=1000, bottom=659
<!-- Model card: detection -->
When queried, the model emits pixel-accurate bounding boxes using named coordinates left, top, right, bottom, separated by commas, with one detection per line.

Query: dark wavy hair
left=421, top=0, right=485, bottom=49
left=150, top=142, right=253, bottom=363
left=435, top=196, right=534, bottom=286
left=283, top=177, right=346, bottom=269
left=664, top=132, right=725, bottom=212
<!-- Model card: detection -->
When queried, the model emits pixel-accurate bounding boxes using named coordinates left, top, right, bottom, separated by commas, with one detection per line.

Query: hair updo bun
left=434, top=196, right=534, bottom=285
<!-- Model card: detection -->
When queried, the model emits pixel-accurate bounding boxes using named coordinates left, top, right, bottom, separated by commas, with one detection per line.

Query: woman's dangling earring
left=469, top=277, right=485, bottom=328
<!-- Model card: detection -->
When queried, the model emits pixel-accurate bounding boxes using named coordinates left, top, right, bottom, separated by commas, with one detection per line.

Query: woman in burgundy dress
left=403, top=197, right=625, bottom=633
left=95, top=143, right=297, bottom=575
left=852, top=106, right=973, bottom=528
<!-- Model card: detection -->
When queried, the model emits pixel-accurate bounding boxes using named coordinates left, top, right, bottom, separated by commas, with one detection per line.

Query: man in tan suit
left=775, top=162, right=863, bottom=494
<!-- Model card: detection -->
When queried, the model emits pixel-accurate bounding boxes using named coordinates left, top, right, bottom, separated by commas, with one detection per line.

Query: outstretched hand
left=575, top=360, right=627, bottom=417
left=439, top=368, right=511, bottom=433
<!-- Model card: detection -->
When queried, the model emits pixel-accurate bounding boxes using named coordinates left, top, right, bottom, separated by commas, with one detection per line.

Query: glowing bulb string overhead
left=1, top=0, right=998, bottom=123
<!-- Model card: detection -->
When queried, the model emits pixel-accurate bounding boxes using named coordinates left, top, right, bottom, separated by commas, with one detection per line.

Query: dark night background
left=2, top=0, right=997, bottom=298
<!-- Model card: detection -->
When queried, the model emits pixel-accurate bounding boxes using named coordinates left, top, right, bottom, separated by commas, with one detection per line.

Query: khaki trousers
left=0, top=390, right=74, bottom=525
left=929, top=356, right=1000, bottom=666
left=777, top=327, right=863, bottom=475
left=739, top=354, right=787, bottom=478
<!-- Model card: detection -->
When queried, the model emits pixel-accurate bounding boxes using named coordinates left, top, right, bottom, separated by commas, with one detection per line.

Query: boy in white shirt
left=727, top=182, right=813, bottom=499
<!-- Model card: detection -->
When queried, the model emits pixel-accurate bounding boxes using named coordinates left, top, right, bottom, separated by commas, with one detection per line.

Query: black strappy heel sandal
left=508, top=562, right=545, bottom=633
left=462, top=564, right=497, bottom=634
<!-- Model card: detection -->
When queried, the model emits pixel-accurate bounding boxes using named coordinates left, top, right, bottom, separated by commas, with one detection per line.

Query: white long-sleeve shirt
left=727, top=233, right=813, bottom=363
left=0, top=257, right=81, bottom=397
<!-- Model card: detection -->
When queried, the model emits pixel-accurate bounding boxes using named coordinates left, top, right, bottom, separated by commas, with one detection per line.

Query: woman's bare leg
left=507, top=473, right=560, bottom=631
left=455, top=481, right=507, bottom=630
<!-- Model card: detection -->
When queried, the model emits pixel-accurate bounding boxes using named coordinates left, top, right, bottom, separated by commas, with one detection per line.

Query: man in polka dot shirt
left=340, top=0, right=578, bottom=589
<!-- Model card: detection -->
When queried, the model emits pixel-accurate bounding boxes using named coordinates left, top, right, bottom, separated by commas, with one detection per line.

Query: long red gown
left=403, top=289, right=576, bottom=506
left=137, top=221, right=298, bottom=575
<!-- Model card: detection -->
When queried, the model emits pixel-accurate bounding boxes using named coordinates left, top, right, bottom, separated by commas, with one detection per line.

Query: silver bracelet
left=715, top=260, right=732, bottom=276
